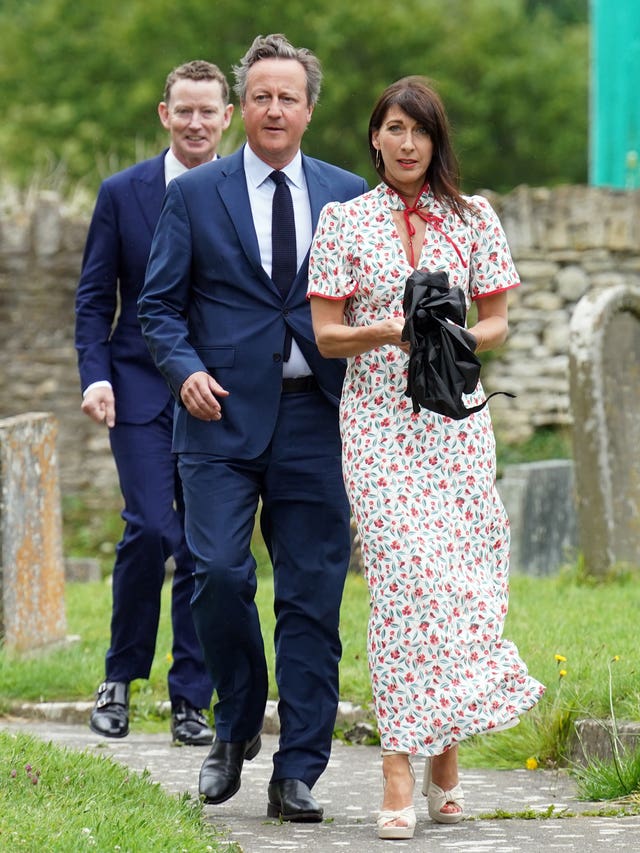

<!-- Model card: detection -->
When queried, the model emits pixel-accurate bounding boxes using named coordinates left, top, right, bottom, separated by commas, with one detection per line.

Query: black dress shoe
left=171, top=699, right=214, bottom=746
left=89, top=681, right=130, bottom=738
left=199, top=734, right=261, bottom=804
left=267, top=779, right=324, bottom=822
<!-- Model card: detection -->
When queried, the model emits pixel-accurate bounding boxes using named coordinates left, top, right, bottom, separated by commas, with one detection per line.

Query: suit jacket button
left=273, top=353, right=282, bottom=362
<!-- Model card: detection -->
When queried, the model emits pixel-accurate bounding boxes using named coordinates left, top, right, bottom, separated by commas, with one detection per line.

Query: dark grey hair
left=232, top=33, right=322, bottom=107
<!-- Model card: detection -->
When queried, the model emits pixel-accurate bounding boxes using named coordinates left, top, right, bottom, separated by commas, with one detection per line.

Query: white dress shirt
left=243, top=144, right=313, bottom=378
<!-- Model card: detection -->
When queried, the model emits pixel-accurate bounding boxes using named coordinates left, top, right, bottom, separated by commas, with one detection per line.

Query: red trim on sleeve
left=307, top=283, right=360, bottom=301
left=471, top=280, right=520, bottom=301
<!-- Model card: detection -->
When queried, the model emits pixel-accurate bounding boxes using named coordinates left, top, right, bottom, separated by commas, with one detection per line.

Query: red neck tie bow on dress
left=396, top=188, right=468, bottom=270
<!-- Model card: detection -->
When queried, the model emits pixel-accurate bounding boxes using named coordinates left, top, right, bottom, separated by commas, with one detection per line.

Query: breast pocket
left=195, top=346, right=236, bottom=370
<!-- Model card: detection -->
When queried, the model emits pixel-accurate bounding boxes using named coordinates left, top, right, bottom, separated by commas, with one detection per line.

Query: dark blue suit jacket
left=139, top=147, right=368, bottom=459
left=76, top=151, right=171, bottom=423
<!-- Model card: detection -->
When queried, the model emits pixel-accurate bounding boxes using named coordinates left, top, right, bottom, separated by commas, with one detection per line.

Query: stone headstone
left=65, top=557, right=101, bottom=583
left=569, top=285, right=640, bottom=576
left=498, top=460, right=577, bottom=575
left=0, top=412, right=67, bottom=651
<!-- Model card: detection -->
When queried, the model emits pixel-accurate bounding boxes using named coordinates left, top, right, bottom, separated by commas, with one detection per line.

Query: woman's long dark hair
left=368, top=76, right=473, bottom=220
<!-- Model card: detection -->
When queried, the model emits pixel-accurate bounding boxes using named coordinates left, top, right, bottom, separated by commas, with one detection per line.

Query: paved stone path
left=3, top=719, right=640, bottom=851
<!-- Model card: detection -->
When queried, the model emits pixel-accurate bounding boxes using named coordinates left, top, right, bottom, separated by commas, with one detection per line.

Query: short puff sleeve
left=467, top=196, right=520, bottom=300
left=307, top=201, right=358, bottom=301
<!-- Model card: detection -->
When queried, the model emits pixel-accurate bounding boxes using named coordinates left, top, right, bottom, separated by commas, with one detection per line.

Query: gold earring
left=375, top=149, right=381, bottom=169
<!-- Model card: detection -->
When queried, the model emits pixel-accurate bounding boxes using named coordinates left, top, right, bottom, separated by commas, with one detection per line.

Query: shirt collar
left=164, top=148, right=217, bottom=186
left=244, top=144, right=304, bottom=190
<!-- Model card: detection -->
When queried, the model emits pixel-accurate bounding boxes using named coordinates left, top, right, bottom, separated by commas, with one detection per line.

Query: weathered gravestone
left=497, top=460, right=577, bottom=575
left=0, top=412, right=67, bottom=651
left=569, top=285, right=640, bottom=576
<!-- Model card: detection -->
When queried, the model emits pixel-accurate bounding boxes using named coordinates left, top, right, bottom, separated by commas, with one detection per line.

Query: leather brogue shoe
left=267, top=779, right=324, bottom=823
left=89, top=681, right=130, bottom=738
left=199, top=733, right=262, bottom=804
left=171, top=699, right=214, bottom=746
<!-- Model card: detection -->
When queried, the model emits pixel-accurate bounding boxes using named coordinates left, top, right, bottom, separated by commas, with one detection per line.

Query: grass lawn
left=0, top=730, right=234, bottom=852
left=2, top=420, right=639, bottom=843
left=3, top=423, right=634, bottom=774
left=2, top=546, right=639, bottom=770
left=2, top=559, right=639, bottom=848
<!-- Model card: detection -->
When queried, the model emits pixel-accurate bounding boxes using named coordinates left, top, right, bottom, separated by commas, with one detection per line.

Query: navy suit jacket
left=139, top=146, right=368, bottom=459
left=75, top=151, right=171, bottom=423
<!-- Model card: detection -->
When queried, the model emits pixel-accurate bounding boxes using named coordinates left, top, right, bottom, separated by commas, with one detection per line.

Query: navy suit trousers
left=107, top=403, right=212, bottom=710
left=179, top=388, right=350, bottom=787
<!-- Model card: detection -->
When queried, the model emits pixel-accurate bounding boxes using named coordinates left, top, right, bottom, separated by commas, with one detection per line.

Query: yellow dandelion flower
left=612, top=655, right=620, bottom=662
left=559, top=669, right=567, bottom=678
left=165, top=653, right=174, bottom=664
left=554, top=654, right=567, bottom=663
left=525, top=757, right=539, bottom=771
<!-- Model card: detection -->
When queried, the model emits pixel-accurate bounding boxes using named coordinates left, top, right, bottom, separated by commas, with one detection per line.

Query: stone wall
left=0, top=185, right=116, bottom=501
left=2, top=182, right=639, bottom=498
left=485, top=185, right=640, bottom=440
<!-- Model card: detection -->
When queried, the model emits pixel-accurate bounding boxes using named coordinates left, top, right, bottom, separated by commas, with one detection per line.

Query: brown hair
left=368, top=76, right=472, bottom=219
left=163, top=60, right=230, bottom=104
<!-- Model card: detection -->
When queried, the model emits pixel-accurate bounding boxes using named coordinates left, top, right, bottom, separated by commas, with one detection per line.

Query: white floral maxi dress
left=308, top=183, right=545, bottom=756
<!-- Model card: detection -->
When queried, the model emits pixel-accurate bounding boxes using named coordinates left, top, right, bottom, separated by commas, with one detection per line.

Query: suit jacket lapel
left=303, top=155, right=335, bottom=228
left=131, top=151, right=167, bottom=236
left=217, top=148, right=272, bottom=288
left=282, top=154, right=334, bottom=300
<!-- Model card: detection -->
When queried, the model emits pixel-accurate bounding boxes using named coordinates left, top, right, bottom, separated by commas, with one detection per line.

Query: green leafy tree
left=0, top=0, right=588, bottom=194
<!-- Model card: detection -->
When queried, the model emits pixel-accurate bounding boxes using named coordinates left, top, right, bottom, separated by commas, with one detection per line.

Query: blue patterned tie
left=270, top=170, right=297, bottom=360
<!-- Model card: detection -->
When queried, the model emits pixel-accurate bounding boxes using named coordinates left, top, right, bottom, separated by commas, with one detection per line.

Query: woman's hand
left=310, top=296, right=409, bottom=357
left=381, top=318, right=410, bottom=353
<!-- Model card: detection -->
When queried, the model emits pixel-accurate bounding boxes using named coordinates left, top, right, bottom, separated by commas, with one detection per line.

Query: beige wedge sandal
left=377, top=752, right=417, bottom=839
left=422, top=758, right=465, bottom=824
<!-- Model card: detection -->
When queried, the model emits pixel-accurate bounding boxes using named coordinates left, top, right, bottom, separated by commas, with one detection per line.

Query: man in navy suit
left=139, top=35, right=367, bottom=821
left=75, top=60, right=233, bottom=744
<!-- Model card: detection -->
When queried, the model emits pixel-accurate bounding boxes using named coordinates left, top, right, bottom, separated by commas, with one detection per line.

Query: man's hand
left=180, top=371, right=229, bottom=421
left=81, top=386, right=116, bottom=428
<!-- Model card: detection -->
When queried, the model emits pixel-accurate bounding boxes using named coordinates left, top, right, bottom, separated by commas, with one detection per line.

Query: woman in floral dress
left=308, top=77, right=544, bottom=840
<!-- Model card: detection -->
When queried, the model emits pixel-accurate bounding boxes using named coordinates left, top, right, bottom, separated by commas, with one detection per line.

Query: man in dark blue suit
left=139, top=34, right=367, bottom=821
left=75, top=60, right=233, bottom=744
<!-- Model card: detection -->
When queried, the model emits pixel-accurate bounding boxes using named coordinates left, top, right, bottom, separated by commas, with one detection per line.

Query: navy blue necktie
left=270, top=170, right=297, bottom=359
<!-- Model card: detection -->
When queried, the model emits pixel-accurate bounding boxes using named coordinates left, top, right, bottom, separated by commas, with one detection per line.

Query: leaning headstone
left=498, top=460, right=577, bottom=575
left=569, top=285, right=640, bottom=576
left=0, top=412, right=67, bottom=651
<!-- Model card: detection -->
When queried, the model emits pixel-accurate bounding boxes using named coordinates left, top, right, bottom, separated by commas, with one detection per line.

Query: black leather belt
left=281, top=376, right=318, bottom=393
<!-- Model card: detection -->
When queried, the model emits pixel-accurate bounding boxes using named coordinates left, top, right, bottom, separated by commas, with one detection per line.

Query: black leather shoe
left=89, top=681, right=129, bottom=738
left=171, top=699, right=214, bottom=746
left=199, top=734, right=261, bottom=804
left=267, top=779, right=324, bottom=822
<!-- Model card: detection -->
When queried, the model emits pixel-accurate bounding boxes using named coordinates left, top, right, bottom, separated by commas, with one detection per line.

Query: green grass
left=0, top=731, right=235, bottom=852
left=495, top=425, right=573, bottom=476
left=0, top=556, right=371, bottom=717
left=572, top=748, right=640, bottom=802
left=5, top=470, right=640, bottom=819
left=63, top=492, right=126, bottom=576
left=60, top=426, right=574, bottom=578
left=7, top=422, right=636, bottom=778
left=458, top=565, right=640, bottom=771
left=3, top=555, right=640, bottom=772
